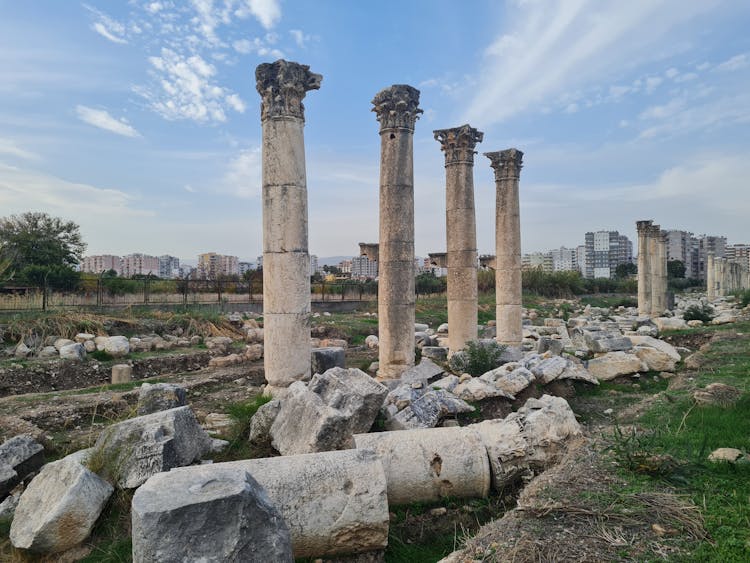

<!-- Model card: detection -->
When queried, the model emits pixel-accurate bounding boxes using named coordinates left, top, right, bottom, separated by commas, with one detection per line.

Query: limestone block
left=311, top=347, right=346, bottom=375
left=384, top=390, right=474, bottom=431
left=414, top=331, right=434, bottom=349
left=262, top=118, right=307, bottom=190
left=247, top=399, right=281, bottom=448
left=137, top=383, right=187, bottom=415
left=634, top=346, right=677, bottom=372
left=587, top=352, right=645, bottom=381
left=708, top=448, right=745, bottom=462
left=354, top=427, right=491, bottom=506
left=556, top=361, right=599, bottom=384
left=537, top=337, right=563, bottom=355
left=83, top=340, right=97, bottom=353
left=365, top=335, right=379, bottom=349
left=10, top=456, right=113, bottom=553
left=271, top=369, right=387, bottom=454
left=693, top=383, right=742, bottom=407
left=584, top=333, right=633, bottom=353
left=132, top=466, right=292, bottom=563
left=104, top=335, right=130, bottom=357
left=437, top=323, right=449, bottom=334
left=92, top=406, right=211, bottom=488
left=264, top=312, right=311, bottom=389
left=421, top=346, right=448, bottom=362
left=652, top=317, right=688, bottom=331
left=14, top=342, right=31, bottom=358
left=111, top=364, right=132, bottom=385
left=0, top=435, right=45, bottom=499
left=0, top=488, right=20, bottom=520
left=215, top=449, right=389, bottom=558
left=528, top=355, right=568, bottom=384
left=481, top=365, right=535, bottom=396
left=59, top=342, right=85, bottom=361
left=431, top=375, right=460, bottom=392
left=53, top=338, right=74, bottom=351
left=74, top=333, right=95, bottom=343
left=204, top=336, right=234, bottom=355
left=399, top=358, right=445, bottom=383
left=626, top=336, right=680, bottom=362
left=245, top=328, right=264, bottom=343
left=38, top=346, right=58, bottom=358
left=453, top=378, right=514, bottom=402
left=243, top=344, right=263, bottom=361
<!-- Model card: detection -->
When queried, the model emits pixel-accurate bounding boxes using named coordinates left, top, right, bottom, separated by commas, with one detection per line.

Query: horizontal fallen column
left=354, top=426, right=491, bottom=506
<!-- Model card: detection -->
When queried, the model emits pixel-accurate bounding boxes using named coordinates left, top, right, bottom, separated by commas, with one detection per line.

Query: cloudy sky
left=1, top=0, right=749, bottom=264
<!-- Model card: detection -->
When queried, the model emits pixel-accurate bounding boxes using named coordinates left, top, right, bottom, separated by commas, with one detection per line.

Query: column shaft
left=256, top=60, right=321, bottom=394
left=372, top=85, right=422, bottom=379
left=434, top=125, right=483, bottom=354
left=636, top=220, right=652, bottom=315
left=485, top=149, right=524, bottom=347
left=706, top=253, right=715, bottom=300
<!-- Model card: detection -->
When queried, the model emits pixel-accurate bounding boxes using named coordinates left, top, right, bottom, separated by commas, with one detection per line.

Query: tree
left=615, top=262, right=637, bottom=279
left=667, top=260, right=686, bottom=279
left=0, top=212, right=86, bottom=271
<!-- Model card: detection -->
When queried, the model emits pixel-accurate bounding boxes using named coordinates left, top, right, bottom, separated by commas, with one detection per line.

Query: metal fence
left=0, top=278, right=378, bottom=312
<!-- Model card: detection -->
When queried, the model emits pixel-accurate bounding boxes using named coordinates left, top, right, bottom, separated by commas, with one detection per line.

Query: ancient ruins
left=3, top=58, right=750, bottom=562
left=256, top=60, right=321, bottom=395
left=434, top=124, right=483, bottom=355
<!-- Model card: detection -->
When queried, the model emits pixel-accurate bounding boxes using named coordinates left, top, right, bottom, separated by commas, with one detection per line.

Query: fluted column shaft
left=372, top=85, right=422, bottom=379
left=435, top=125, right=483, bottom=354
left=636, top=220, right=653, bottom=315
left=485, top=149, right=524, bottom=347
left=649, top=226, right=667, bottom=316
left=256, top=60, right=321, bottom=394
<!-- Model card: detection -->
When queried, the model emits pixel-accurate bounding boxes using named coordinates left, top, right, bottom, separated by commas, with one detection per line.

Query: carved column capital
left=371, top=84, right=423, bottom=132
left=484, top=148, right=524, bottom=181
left=636, top=220, right=653, bottom=233
left=256, top=59, right=322, bottom=122
left=433, top=124, right=484, bottom=165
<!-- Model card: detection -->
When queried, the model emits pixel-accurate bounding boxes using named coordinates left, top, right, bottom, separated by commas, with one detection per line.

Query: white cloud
left=75, top=105, right=141, bottom=137
left=184, top=184, right=196, bottom=193
left=639, top=97, right=685, bottom=120
left=223, top=147, right=261, bottom=198
left=564, top=102, right=579, bottom=113
left=146, top=2, right=166, bottom=14
left=136, top=48, right=245, bottom=122
left=232, top=37, right=284, bottom=58
left=716, top=53, right=748, bottom=72
left=674, top=72, right=698, bottom=82
left=0, top=138, right=40, bottom=160
left=84, top=4, right=129, bottom=44
left=665, top=67, right=679, bottom=79
left=644, top=76, right=663, bottom=93
left=236, top=0, right=282, bottom=29
left=289, top=29, right=312, bottom=48
left=463, top=0, right=719, bottom=126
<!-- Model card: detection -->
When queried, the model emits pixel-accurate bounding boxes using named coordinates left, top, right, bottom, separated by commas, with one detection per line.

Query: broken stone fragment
left=132, top=466, right=292, bottom=563
left=0, top=435, right=45, bottom=500
left=137, top=382, right=187, bottom=415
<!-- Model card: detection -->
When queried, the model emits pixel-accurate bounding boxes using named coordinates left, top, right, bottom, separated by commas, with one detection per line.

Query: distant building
left=158, top=255, right=180, bottom=279
left=121, top=253, right=159, bottom=277
left=696, top=235, right=727, bottom=280
left=522, top=252, right=552, bottom=272
left=584, top=231, right=632, bottom=279
left=197, top=252, right=239, bottom=279
left=549, top=247, right=577, bottom=272
left=338, top=259, right=352, bottom=275
left=81, top=255, right=121, bottom=275
left=238, top=262, right=254, bottom=276
left=256, top=255, right=263, bottom=269
left=576, top=245, right=586, bottom=274
left=664, top=230, right=699, bottom=279
left=726, top=243, right=750, bottom=270
left=351, top=255, right=378, bottom=279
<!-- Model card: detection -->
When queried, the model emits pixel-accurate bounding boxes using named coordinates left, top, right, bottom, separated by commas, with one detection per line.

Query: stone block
left=311, top=347, right=346, bottom=375
left=111, top=364, right=133, bottom=385
left=132, top=466, right=292, bottom=563
left=137, top=383, right=187, bottom=415
left=587, top=352, right=645, bottom=381
left=0, top=435, right=45, bottom=499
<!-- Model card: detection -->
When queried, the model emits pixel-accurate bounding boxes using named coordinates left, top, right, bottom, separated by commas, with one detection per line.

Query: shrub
left=449, top=340, right=506, bottom=376
left=683, top=303, right=714, bottom=323
left=734, top=289, right=750, bottom=308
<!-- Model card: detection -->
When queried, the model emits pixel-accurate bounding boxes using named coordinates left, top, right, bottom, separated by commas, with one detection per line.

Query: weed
left=449, top=340, right=506, bottom=376
left=89, top=349, right=115, bottom=362
left=212, top=395, right=274, bottom=462
left=683, top=303, right=714, bottom=323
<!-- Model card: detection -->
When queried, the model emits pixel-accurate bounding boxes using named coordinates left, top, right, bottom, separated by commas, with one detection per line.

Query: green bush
left=683, top=303, right=714, bottom=323
left=449, top=340, right=506, bottom=376
left=734, top=289, right=750, bottom=308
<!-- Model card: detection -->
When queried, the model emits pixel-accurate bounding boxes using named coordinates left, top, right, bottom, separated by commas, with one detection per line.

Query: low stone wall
left=0, top=352, right=212, bottom=397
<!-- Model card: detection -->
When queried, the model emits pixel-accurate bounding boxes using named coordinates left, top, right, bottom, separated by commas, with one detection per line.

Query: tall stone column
left=636, top=220, right=653, bottom=315
left=706, top=252, right=716, bottom=300
left=372, top=85, right=422, bottom=380
left=718, top=258, right=727, bottom=296
left=649, top=225, right=666, bottom=316
left=485, top=149, right=524, bottom=348
left=256, top=60, right=322, bottom=395
left=434, top=124, right=483, bottom=354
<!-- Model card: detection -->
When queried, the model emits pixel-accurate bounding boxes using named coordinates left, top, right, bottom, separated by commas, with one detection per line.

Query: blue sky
left=1, top=0, right=749, bottom=264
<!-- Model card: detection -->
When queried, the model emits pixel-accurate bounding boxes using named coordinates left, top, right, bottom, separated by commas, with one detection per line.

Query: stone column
left=636, top=220, right=653, bottom=315
left=485, top=149, right=524, bottom=348
left=649, top=225, right=665, bottom=316
left=434, top=125, right=483, bottom=354
left=718, top=258, right=727, bottom=296
left=706, top=252, right=716, bottom=300
left=372, top=85, right=422, bottom=380
left=256, top=60, right=322, bottom=395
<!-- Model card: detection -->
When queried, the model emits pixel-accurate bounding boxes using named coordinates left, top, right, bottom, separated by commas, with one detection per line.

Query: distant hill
left=317, top=255, right=353, bottom=266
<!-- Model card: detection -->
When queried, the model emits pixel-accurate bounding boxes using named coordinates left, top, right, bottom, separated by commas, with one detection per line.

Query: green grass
left=579, top=294, right=637, bottom=309
left=212, top=394, right=274, bottom=462
left=609, top=322, right=750, bottom=561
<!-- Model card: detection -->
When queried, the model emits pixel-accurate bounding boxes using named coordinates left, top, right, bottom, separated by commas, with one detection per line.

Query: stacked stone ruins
left=708, top=253, right=749, bottom=298
left=636, top=220, right=669, bottom=316
left=256, top=60, right=322, bottom=395
left=433, top=124, right=483, bottom=355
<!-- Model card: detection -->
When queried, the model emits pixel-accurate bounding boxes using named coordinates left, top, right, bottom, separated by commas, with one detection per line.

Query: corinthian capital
left=255, top=59, right=322, bottom=121
left=484, top=148, right=524, bottom=181
left=636, top=220, right=653, bottom=233
left=371, top=84, right=422, bottom=132
left=433, top=124, right=484, bottom=165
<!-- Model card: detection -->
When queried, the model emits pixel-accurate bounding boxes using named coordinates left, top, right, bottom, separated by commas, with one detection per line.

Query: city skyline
left=1, top=1, right=749, bottom=259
